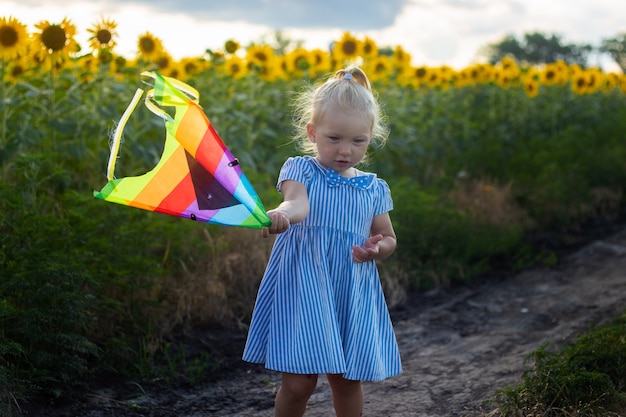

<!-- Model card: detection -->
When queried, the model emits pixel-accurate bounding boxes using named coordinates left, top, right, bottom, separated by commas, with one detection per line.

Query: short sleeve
left=276, top=156, right=313, bottom=193
left=373, top=178, right=393, bottom=216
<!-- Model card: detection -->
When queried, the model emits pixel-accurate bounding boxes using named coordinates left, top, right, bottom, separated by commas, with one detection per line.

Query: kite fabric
left=94, top=71, right=272, bottom=229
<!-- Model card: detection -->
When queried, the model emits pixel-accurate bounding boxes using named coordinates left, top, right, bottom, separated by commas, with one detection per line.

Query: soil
left=28, top=225, right=626, bottom=417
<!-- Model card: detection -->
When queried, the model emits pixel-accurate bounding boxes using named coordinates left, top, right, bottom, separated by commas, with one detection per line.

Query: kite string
left=106, top=88, right=144, bottom=181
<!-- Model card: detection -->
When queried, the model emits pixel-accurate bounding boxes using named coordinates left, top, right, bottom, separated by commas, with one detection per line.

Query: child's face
left=307, top=105, right=372, bottom=175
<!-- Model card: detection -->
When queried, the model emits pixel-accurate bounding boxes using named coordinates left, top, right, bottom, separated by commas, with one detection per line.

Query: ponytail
left=333, top=66, right=372, bottom=92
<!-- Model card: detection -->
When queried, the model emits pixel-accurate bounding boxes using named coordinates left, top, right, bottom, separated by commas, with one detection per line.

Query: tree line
left=480, top=31, right=626, bottom=72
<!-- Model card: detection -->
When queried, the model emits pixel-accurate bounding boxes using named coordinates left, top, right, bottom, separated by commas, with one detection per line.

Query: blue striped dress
left=242, top=156, right=402, bottom=381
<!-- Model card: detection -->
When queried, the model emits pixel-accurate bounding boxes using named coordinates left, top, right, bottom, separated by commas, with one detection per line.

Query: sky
left=4, top=0, right=625, bottom=71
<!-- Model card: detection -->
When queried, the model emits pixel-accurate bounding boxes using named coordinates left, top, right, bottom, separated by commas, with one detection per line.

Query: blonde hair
left=291, top=65, right=389, bottom=156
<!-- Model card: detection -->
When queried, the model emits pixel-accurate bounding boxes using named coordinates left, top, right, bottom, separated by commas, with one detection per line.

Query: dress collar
left=308, top=157, right=376, bottom=190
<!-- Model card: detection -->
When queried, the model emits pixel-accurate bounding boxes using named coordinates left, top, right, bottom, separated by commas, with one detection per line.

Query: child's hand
left=352, top=234, right=384, bottom=263
left=262, top=210, right=290, bottom=238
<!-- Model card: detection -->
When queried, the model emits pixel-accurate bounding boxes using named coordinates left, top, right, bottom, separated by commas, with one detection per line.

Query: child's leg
left=327, top=374, right=363, bottom=417
left=275, top=373, right=318, bottom=417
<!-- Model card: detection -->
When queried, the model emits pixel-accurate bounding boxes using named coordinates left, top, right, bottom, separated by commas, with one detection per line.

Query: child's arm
left=263, top=180, right=309, bottom=237
left=352, top=212, right=397, bottom=262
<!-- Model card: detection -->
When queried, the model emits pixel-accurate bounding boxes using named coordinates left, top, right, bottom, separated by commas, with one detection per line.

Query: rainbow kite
left=94, top=71, right=271, bottom=229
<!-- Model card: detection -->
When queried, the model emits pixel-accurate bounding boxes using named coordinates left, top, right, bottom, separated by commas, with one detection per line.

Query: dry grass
left=158, top=227, right=274, bottom=334
left=154, top=227, right=411, bottom=333
left=587, top=187, right=623, bottom=220
left=450, top=178, right=530, bottom=229
left=379, top=261, right=410, bottom=308
left=537, top=186, right=624, bottom=230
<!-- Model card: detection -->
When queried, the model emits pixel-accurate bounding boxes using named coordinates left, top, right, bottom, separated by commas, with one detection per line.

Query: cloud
left=419, top=34, right=459, bottom=62
left=108, top=0, right=410, bottom=30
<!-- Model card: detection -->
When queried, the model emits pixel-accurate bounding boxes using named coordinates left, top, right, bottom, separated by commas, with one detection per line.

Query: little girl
left=243, top=65, right=402, bottom=417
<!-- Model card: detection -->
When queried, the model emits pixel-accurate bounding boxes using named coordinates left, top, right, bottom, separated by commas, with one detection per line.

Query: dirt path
left=37, top=227, right=626, bottom=417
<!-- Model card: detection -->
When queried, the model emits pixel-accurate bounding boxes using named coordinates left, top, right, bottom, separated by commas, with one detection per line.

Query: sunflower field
left=1, top=15, right=626, bottom=412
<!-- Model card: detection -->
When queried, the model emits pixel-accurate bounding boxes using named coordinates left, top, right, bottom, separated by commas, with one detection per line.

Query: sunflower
left=618, top=74, right=626, bottom=95
left=602, top=73, right=619, bottom=93
left=33, top=18, right=78, bottom=62
left=155, top=52, right=174, bottom=72
left=493, top=67, right=512, bottom=89
left=177, top=59, right=196, bottom=80
left=497, top=58, right=520, bottom=86
left=96, top=48, right=114, bottom=65
left=523, top=77, right=540, bottom=98
left=410, top=65, right=430, bottom=87
left=285, top=47, right=313, bottom=78
left=426, top=66, right=446, bottom=89
left=392, top=45, right=411, bottom=70
left=464, top=64, right=481, bottom=84
left=584, top=67, right=603, bottom=94
left=363, top=55, right=393, bottom=83
left=162, top=62, right=184, bottom=80
left=224, top=39, right=240, bottom=54
left=478, top=63, right=496, bottom=84
left=137, top=31, right=163, bottom=62
left=361, top=36, right=378, bottom=60
left=568, top=63, right=583, bottom=77
left=397, top=65, right=419, bottom=88
left=553, top=60, right=570, bottom=85
left=246, top=44, right=275, bottom=69
left=35, top=47, right=72, bottom=72
left=87, top=17, right=117, bottom=51
left=110, top=55, right=129, bottom=78
left=453, top=68, right=471, bottom=88
left=308, top=48, right=331, bottom=77
left=179, top=56, right=209, bottom=78
left=75, top=53, right=98, bottom=81
left=540, top=62, right=565, bottom=86
left=210, top=50, right=225, bottom=64
left=499, top=56, right=518, bottom=72
left=224, top=55, right=247, bottom=79
left=273, top=55, right=289, bottom=80
left=332, top=32, right=361, bottom=63
left=525, top=67, right=540, bottom=82
left=437, top=65, right=455, bottom=89
left=570, top=70, right=588, bottom=95
left=0, top=16, right=29, bottom=61
left=256, top=61, right=282, bottom=82
left=3, top=54, right=28, bottom=83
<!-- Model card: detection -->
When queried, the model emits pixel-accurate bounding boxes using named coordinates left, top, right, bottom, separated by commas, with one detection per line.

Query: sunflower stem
left=0, top=60, right=6, bottom=149
left=48, top=59, right=56, bottom=152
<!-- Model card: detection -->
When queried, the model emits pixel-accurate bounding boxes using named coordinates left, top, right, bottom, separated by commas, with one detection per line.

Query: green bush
left=0, top=179, right=99, bottom=400
left=0, top=153, right=212, bottom=404
left=370, top=84, right=626, bottom=231
left=390, top=178, right=524, bottom=288
left=495, top=311, right=626, bottom=416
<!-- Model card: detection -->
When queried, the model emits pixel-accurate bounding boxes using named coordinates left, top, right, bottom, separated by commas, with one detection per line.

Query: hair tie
left=343, top=73, right=353, bottom=80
